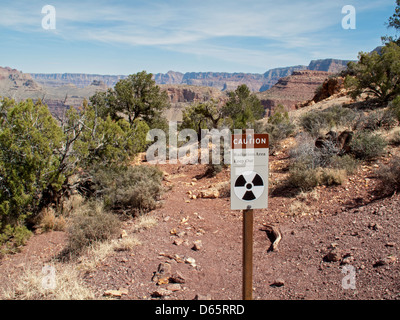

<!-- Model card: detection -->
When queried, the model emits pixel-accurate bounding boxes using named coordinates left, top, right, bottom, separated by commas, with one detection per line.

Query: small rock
left=104, top=290, right=122, bottom=298
left=324, top=248, right=342, bottom=262
left=173, top=238, right=184, bottom=246
left=152, top=262, right=172, bottom=282
left=185, top=257, right=197, bottom=267
left=180, top=217, right=189, bottom=224
left=158, top=262, right=172, bottom=275
left=385, top=242, right=396, bottom=247
left=199, top=189, right=220, bottom=199
left=341, top=254, right=354, bottom=265
left=368, top=223, right=381, bottom=231
left=118, top=288, right=129, bottom=296
left=163, top=216, right=171, bottom=222
left=152, top=289, right=172, bottom=297
left=192, top=240, right=203, bottom=251
left=374, top=256, right=397, bottom=267
left=270, top=279, right=285, bottom=287
left=157, top=277, right=170, bottom=285
left=166, top=284, right=182, bottom=292
left=177, top=231, right=186, bottom=238
left=329, top=242, right=339, bottom=249
left=193, top=294, right=212, bottom=300
left=170, top=271, right=186, bottom=284
left=120, top=230, right=128, bottom=239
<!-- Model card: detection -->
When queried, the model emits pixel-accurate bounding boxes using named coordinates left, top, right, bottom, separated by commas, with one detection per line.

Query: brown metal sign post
left=243, top=208, right=254, bottom=300
left=231, top=132, right=269, bottom=301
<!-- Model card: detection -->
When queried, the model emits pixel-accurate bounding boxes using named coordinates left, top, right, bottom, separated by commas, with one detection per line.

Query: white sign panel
left=231, top=134, right=269, bottom=210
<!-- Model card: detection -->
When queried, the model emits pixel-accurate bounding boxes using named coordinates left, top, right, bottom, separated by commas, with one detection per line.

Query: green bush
left=346, top=42, right=400, bottom=102
left=66, top=202, right=121, bottom=255
left=349, top=131, right=387, bottom=160
left=260, top=105, right=295, bottom=154
left=389, top=95, right=400, bottom=122
left=0, top=224, right=32, bottom=255
left=0, top=98, right=64, bottom=235
left=299, top=105, right=357, bottom=137
left=91, top=165, right=163, bottom=214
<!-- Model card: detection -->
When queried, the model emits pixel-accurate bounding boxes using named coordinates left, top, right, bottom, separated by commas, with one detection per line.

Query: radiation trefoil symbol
left=234, top=171, right=265, bottom=202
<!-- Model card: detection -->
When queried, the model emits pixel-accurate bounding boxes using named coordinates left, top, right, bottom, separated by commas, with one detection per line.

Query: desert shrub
left=260, top=105, right=296, bottom=154
left=288, top=163, right=346, bottom=190
left=329, top=155, right=359, bottom=175
left=91, top=165, right=163, bottom=214
left=377, top=156, right=400, bottom=194
left=299, top=105, right=357, bottom=137
left=288, top=162, right=321, bottom=190
left=37, top=208, right=67, bottom=232
left=389, top=95, right=400, bottom=122
left=66, top=202, right=121, bottom=255
left=319, top=168, right=347, bottom=186
left=299, top=112, right=328, bottom=137
left=362, top=109, right=398, bottom=131
left=349, top=131, right=387, bottom=160
left=288, top=133, right=355, bottom=190
left=389, top=129, right=400, bottom=146
left=289, top=133, right=338, bottom=169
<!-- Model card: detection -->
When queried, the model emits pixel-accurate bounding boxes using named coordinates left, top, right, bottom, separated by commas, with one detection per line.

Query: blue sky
left=0, top=0, right=398, bottom=75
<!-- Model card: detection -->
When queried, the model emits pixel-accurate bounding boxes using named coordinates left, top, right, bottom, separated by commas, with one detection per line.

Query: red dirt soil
left=1, top=148, right=399, bottom=300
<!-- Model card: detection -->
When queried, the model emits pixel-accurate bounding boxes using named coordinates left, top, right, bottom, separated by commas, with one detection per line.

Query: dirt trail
left=1, top=150, right=399, bottom=300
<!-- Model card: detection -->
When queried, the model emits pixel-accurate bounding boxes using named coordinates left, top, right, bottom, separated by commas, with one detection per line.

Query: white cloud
left=0, top=0, right=396, bottom=72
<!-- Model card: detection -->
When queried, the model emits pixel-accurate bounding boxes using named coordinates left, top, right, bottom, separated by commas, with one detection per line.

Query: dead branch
left=262, top=223, right=282, bottom=252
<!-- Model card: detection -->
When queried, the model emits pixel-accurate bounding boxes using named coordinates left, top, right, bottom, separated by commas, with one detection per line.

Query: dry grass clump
left=37, top=208, right=67, bottom=232
left=77, top=235, right=141, bottom=272
left=131, top=214, right=158, bottom=233
left=65, top=201, right=121, bottom=256
left=1, top=264, right=96, bottom=300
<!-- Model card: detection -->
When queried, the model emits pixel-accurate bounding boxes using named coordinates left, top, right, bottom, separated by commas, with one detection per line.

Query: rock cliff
left=257, top=70, right=332, bottom=116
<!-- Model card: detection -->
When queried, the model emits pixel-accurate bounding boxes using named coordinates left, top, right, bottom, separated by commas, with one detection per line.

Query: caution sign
left=231, top=133, right=269, bottom=210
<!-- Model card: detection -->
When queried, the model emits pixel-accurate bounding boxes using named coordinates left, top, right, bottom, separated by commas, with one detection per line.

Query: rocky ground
left=0, top=141, right=399, bottom=300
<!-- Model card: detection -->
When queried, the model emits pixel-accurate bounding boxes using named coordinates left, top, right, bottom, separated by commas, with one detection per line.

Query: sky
left=0, top=0, right=398, bottom=75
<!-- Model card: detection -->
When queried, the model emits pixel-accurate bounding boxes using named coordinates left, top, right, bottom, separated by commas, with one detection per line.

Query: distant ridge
left=30, top=58, right=352, bottom=93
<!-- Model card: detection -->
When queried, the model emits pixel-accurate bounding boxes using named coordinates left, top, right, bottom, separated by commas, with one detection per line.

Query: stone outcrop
left=258, top=70, right=332, bottom=116
left=308, top=59, right=351, bottom=73
left=312, top=76, right=346, bottom=103
left=0, top=67, right=42, bottom=92
left=31, top=73, right=126, bottom=88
